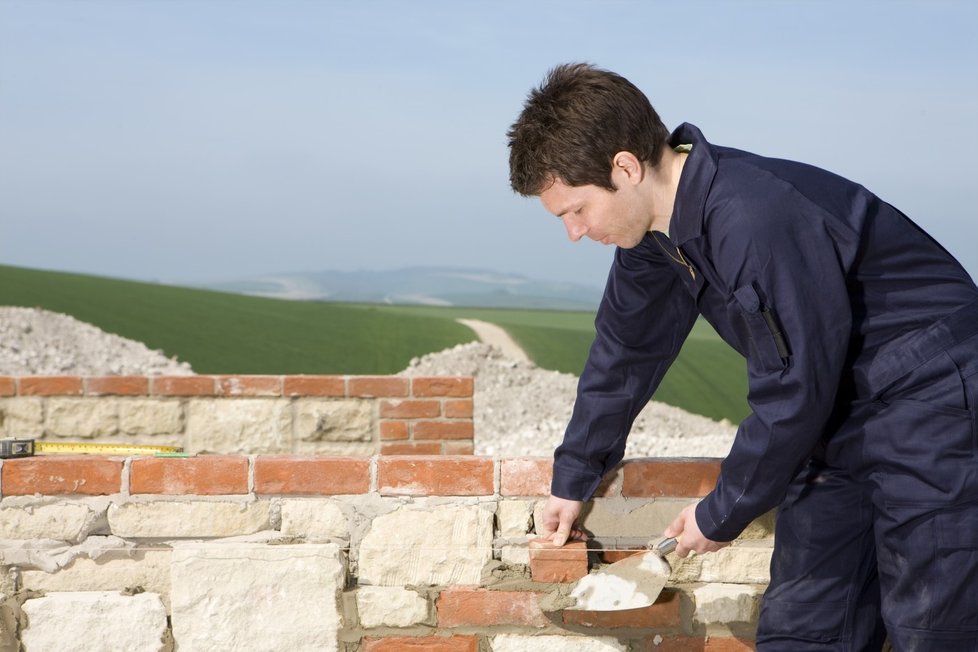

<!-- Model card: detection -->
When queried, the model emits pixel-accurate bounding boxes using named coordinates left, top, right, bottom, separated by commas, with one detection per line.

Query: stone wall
left=0, top=375, right=768, bottom=649
left=0, top=454, right=770, bottom=651
left=0, top=375, right=475, bottom=456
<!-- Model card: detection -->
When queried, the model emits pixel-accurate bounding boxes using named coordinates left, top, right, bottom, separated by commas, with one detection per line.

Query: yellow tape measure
left=0, top=439, right=184, bottom=458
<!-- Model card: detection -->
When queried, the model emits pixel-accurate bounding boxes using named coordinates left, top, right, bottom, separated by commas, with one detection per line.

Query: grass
left=0, top=264, right=749, bottom=422
left=0, top=265, right=474, bottom=374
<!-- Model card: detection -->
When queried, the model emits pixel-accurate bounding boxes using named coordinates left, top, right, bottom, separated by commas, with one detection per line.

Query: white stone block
left=492, top=634, right=627, bottom=651
left=698, top=546, right=772, bottom=584
left=280, top=499, right=348, bottom=541
left=0, top=503, right=101, bottom=542
left=170, top=543, right=343, bottom=652
left=496, top=500, right=533, bottom=537
left=21, top=591, right=167, bottom=652
left=118, top=399, right=183, bottom=436
left=355, top=586, right=429, bottom=627
left=358, top=505, right=493, bottom=586
left=0, top=397, right=43, bottom=437
left=21, top=550, right=172, bottom=611
left=293, top=399, right=373, bottom=442
left=186, top=398, right=291, bottom=454
left=500, top=544, right=530, bottom=566
left=108, top=501, right=270, bottom=538
left=45, top=398, right=118, bottom=438
left=693, top=583, right=760, bottom=624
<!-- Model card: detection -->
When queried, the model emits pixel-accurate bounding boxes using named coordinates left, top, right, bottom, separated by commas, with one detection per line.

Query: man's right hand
left=538, top=495, right=587, bottom=546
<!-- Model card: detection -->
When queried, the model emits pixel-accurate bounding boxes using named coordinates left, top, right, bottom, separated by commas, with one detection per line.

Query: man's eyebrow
left=555, top=203, right=580, bottom=218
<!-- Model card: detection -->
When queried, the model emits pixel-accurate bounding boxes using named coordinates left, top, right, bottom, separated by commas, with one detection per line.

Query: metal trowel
left=562, top=537, right=678, bottom=611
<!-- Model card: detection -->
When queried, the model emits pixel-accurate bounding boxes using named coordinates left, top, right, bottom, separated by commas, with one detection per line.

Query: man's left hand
left=663, top=502, right=730, bottom=558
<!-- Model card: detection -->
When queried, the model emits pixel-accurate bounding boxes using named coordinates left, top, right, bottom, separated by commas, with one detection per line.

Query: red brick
left=380, top=441, right=443, bottom=455
left=379, top=421, right=409, bottom=440
left=379, top=399, right=441, bottom=419
left=600, top=548, right=645, bottom=564
left=86, top=376, right=149, bottom=396
left=282, top=375, right=345, bottom=397
left=19, top=376, right=83, bottom=396
left=622, top=459, right=721, bottom=497
left=528, top=538, right=588, bottom=582
left=443, top=399, right=473, bottom=418
left=0, top=377, right=16, bottom=396
left=412, top=420, right=474, bottom=440
left=362, top=636, right=478, bottom=652
left=443, top=441, right=474, bottom=455
left=412, top=377, right=473, bottom=397
left=130, top=456, right=248, bottom=494
left=348, top=376, right=409, bottom=397
left=2, top=457, right=123, bottom=495
left=254, top=456, right=370, bottom=495
left=500, top=458, right=552, bottom=496
left=563, top=589, right=681, bottom=628
left=217, top=375, right=282, bottom=396
left=437, top=589, right=549, bottom=628
left=151, top=376, right=216, bottom=396
left=377, top=457, right=493, bottom=495
left=646, top=635, right=756, bottom=651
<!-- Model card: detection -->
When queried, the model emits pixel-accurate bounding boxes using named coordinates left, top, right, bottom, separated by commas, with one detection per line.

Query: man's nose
left=563, top=217, right=588, bottom=242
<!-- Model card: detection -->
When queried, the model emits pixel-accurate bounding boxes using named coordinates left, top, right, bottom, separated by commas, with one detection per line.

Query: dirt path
left=456, top=319, right=530, bottom=363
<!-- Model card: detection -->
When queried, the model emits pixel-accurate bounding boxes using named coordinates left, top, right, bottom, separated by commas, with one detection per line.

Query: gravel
left=1, top=307, right=736, bottom=457
left=0, top=307, right=193, bottom=377
left=401, top=342, right=736, bottom=458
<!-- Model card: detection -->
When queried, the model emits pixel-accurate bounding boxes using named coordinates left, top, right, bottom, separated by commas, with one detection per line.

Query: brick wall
left=0, top=375, right=475, bottom=456
left=0, top=452, right=771, bottom=651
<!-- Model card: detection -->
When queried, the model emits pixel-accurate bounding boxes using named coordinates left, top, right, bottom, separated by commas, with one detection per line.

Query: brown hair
left=507, top=63, right=671, bottom=196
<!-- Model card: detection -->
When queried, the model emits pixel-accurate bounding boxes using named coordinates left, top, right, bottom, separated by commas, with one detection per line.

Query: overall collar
left=667, top=122, right=718, bottom=245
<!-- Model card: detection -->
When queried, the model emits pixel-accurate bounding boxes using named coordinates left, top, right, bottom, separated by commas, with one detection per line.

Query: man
left=508, top=63, right=978, bottom=650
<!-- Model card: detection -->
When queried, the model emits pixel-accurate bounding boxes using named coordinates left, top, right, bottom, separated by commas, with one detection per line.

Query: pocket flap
left=734, top=284, right=761, bottom=313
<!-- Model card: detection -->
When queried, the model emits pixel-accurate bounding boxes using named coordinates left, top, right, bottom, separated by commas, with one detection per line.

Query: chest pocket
left=732, top=284, right=791, bottom=373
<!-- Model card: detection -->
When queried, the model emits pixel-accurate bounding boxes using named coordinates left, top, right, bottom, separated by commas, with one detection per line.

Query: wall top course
left=1, top=455, right=724, bottom=500
left=0, top=374, right=474, bottom=398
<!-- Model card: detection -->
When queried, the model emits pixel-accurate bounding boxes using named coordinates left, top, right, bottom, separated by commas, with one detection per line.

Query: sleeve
left=551, top=238, right=699, bottom=501
left=695, top=183, right=858, bottom=542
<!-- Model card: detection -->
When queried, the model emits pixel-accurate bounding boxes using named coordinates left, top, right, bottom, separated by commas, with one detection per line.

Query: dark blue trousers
left=757, top=331, right=978, bottom=651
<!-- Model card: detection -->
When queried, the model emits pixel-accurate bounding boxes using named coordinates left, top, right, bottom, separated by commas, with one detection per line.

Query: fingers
left=665, top=504, right=696, bottom=558
left=540, top=495, right=585, bottom=547
left=665, top=502, right=731, bottom=558
left=552, top=524, right=572, bottom=547
left=551, top=527, right=586, bottom=547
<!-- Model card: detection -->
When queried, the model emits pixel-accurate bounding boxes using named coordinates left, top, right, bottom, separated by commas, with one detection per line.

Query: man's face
left=539, top=176, right=651, bottom=249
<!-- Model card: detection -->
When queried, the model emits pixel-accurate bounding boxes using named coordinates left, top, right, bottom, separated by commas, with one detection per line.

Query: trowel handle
left=654, top=537, right=679, bottom=556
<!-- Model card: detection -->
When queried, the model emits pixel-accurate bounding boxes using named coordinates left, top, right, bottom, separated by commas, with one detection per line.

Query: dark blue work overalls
left=551, top=124, right=978, bottom=650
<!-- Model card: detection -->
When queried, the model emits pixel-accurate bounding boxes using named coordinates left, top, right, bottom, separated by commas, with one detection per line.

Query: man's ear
left=611, top=151, right=644, bottom=185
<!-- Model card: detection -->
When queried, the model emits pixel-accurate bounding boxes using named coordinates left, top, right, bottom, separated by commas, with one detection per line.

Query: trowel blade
left=567, top=549, right=671, bottom=611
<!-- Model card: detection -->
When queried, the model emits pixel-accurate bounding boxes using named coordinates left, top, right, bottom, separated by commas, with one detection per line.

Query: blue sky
left=1, top=0, right=976, bottom=290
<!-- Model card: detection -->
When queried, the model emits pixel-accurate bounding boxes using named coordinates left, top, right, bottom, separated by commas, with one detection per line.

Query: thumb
left=552, top=524, right=570, bottom=547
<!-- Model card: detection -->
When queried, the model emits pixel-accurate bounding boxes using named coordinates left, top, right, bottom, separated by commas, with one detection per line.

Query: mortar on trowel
left=539, top=536, right=678, bottom=612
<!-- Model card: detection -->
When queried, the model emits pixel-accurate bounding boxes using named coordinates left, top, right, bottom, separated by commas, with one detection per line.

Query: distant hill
left=198, top=267, right=605, bottom=310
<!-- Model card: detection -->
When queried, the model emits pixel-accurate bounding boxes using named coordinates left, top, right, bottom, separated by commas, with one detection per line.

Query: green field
left=0, top=264, right=749, bottom=422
